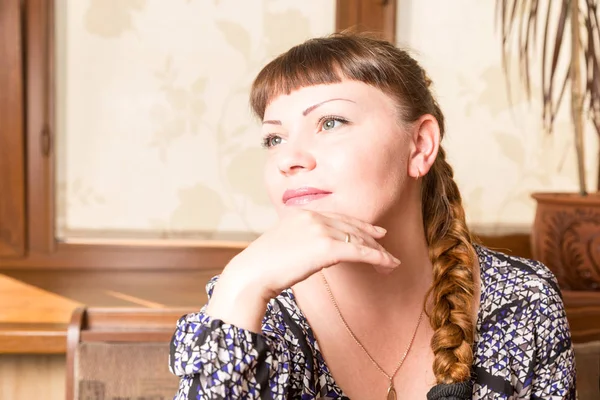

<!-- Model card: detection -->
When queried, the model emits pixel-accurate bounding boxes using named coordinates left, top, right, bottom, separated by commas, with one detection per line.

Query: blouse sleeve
left=529, top=271, right=577, bottom=399
left=169, top=276, right=295, bottom=399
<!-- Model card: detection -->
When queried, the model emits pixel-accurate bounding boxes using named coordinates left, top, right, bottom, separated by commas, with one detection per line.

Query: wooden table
left=0, top=269, right=219, bottom=400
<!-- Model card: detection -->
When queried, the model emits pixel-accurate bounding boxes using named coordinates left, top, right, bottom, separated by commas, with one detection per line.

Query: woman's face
left=261, top=79, right=413, bottom=224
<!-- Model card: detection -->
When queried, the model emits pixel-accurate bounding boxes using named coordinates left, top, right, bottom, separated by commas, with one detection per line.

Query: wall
left=55, top=0, right=336, bottom=240
left=55, top=0, right=599, bottom=240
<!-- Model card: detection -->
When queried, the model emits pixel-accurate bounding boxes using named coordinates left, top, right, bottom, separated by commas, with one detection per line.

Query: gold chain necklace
left=320, top=271, right=425, bottom=400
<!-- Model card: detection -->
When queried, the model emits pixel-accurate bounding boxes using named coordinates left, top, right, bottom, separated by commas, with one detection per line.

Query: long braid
left=423, top=144, right=478, bottom=383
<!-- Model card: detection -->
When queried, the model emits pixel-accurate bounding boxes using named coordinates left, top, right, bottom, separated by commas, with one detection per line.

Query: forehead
left=263, top=80, right=397, bottom=118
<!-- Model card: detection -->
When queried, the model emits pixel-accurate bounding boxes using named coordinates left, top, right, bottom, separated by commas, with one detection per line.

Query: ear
left=408, top=114, right=440, bottom=178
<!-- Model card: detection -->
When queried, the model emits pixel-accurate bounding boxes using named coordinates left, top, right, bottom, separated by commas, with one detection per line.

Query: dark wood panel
left=337, top=0, right=397, bottom=43
left=0, top=268, right=220, bottom=307
left=24, top=0, right=55, bottom=253
left=336, top=0, right=360, bottom=32
left=0, top=242, right=243, bottom=269
left=358, top=0, right=396, bottom=43
left=0, top=0, right=26, bottom=258
left=475, top=232, right=533, bottom=260
left=563, top=290, right=600, bottom=343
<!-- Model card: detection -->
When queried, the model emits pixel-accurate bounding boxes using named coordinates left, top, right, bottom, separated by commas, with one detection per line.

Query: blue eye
left=262, top=134, right=283, bottom=148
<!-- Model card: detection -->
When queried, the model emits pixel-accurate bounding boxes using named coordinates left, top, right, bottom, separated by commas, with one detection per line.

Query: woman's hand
left=206, top=209, right=400, bottom=332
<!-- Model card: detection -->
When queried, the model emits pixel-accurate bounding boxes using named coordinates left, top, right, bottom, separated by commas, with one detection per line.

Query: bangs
left=249, top=33, right=400, bottom=119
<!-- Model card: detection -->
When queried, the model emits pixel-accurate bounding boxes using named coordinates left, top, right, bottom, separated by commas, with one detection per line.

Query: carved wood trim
left=0, top=241, right=243, bottom=269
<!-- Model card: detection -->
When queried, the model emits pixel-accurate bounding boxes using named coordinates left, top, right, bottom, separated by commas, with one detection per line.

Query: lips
left=282, top=187, right=332, bottom=205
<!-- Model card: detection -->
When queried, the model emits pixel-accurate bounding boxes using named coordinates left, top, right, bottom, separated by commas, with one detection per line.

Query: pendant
left=386, top=384, right=397, bottom=400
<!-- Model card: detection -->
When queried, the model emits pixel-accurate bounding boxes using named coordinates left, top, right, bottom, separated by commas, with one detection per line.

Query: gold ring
left=344, top=232, right=351, bottom=243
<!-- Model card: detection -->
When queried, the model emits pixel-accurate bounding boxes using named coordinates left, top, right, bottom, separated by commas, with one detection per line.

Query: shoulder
left=473, top=245, right=575, bottom=395
left=475, top=244, right=563, bottom=311
left=475, top=244, right=569, bottom=339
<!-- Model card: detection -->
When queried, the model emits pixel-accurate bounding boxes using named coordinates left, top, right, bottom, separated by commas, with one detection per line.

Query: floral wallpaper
left=55, top=0, right=599, bottom=241
left=54, top=0, right=335, bottom=240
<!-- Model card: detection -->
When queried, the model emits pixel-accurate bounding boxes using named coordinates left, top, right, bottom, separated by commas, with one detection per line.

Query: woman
left=169, top=33, right=576, bottom=399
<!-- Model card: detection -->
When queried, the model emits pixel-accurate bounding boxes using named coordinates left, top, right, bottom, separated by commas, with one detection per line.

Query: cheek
left=346, top=136, right=407, bottom=184
left=345, top=141, right=410, bottom=218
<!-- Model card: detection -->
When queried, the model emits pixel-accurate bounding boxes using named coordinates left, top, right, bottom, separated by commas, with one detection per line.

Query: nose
left=277, top=142, right=317, bottom=176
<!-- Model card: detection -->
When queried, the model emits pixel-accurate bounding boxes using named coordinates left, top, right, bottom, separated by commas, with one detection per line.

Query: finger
left=335, top=227, right=387, bottom=253
left=321, top=218, right=386, bottom=251
left=332, top=239, right=401, bottom=268
left=355, top=245, right=400, bottom=269
left=372, top=265, right=395, bottom=275
left=319, top=212, right=386, bottom=238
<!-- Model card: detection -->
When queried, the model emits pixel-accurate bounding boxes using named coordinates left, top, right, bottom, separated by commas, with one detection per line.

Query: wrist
left=205, top=267, right=269, bottom=333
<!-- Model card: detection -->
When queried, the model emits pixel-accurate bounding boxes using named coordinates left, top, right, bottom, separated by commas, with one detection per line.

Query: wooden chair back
left=65, top=306, right=194, bottom=400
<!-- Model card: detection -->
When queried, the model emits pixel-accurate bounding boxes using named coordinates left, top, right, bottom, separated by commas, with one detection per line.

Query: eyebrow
left=262, top=98, right=356, bottom=125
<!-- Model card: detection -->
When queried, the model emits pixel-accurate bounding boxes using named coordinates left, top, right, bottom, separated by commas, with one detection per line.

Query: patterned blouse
left=169, top=245, right=576, bottom=399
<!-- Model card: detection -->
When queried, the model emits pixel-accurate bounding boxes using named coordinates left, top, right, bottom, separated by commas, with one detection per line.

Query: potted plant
left=497, top=0, right=600, bottom=290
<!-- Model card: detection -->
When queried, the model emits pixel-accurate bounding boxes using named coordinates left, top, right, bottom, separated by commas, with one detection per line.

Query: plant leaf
left=522, top=0, right=539, bottom=98
left=541, top=0, right=552, bottom=123
left=544, top=0, right=569, bottom=133
left=531, top=0, right=539, bottom=46
left=517, top=0, right=529, bottom=97
left=585, top=1, right=600, bottom=142
left=550, top=59, right=571, bottom=132
left=497, top=0, right=513, bottom=105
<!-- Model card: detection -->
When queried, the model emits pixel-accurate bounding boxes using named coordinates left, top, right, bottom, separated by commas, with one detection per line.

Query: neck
left=322, top=199, right=432, bottom=319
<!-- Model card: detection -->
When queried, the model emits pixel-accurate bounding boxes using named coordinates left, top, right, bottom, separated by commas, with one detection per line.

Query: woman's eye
left=321, top=117, right=347, bottom=131
left=262, top=134, right=283, bottom=148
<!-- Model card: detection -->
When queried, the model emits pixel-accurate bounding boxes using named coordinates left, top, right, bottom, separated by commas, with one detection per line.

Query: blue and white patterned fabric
left=169, top=245, right=576, bottom=399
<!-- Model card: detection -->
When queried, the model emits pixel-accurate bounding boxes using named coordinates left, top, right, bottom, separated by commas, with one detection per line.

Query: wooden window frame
left=0, top=0, right=26, bottom=258
left=336, top=0, right=397, bottom=43
left=0, top=0, right=397, bottom=269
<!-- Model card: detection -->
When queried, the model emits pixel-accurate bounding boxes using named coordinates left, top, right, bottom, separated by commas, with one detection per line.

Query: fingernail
left=374, top=265, right=394, bottom=275
left=374, top=226, right=386, bottom=233
left=392, top=256, right=401, bottom=264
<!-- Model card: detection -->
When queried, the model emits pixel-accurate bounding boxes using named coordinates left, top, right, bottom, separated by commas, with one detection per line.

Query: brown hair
left=249, top=32, right=478, bottom=384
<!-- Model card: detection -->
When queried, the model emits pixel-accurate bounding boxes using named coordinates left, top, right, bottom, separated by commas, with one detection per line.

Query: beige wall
left=55, top=0, right=599, bottom=241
